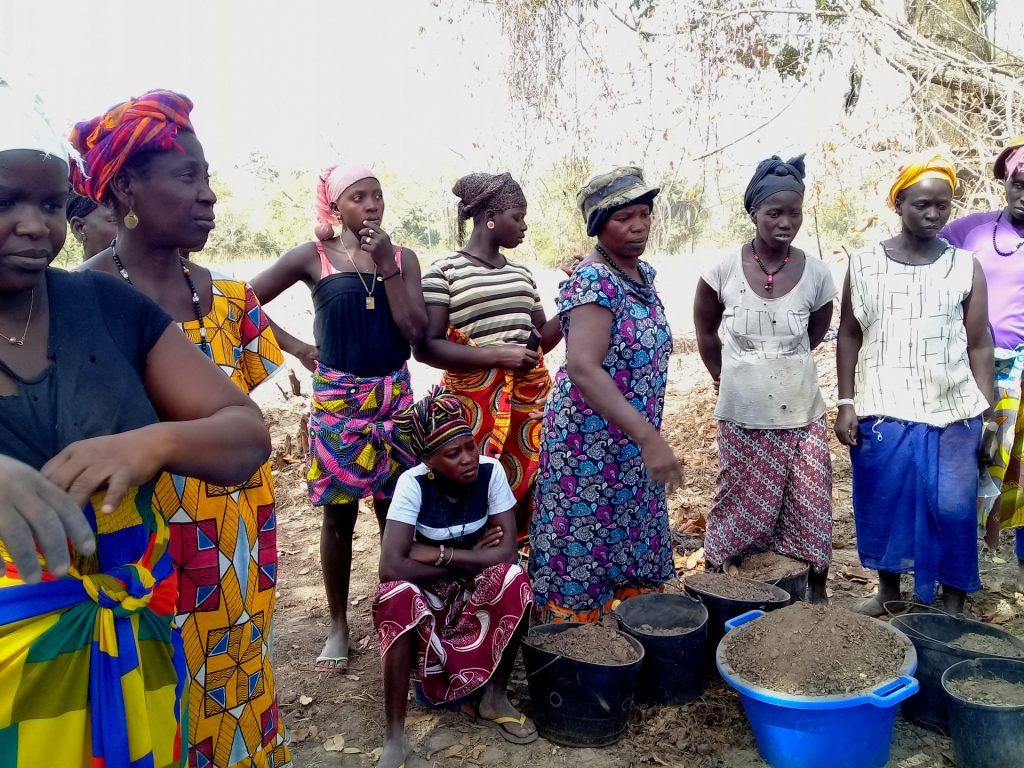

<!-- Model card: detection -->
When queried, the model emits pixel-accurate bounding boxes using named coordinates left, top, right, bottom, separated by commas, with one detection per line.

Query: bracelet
left=381, top=269, right=401, bottom=281
left=434, top=544, right=445, bottom=566
left=836, top=398, right=855, bottom=408
left=445, top=548, right=455, bottom=566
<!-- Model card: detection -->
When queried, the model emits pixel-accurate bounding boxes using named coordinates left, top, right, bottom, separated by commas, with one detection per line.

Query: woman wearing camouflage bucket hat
left=528, top=166, right=683, bottom=624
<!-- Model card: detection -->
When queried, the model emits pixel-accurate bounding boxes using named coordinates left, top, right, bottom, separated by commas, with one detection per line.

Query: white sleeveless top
left=850, top=243, right=987, bottom=426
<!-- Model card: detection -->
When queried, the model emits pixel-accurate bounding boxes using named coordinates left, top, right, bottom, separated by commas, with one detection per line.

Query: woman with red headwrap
left=71, top=90, right=293, bottom=768
left=250, top=164, right=427, bottom=675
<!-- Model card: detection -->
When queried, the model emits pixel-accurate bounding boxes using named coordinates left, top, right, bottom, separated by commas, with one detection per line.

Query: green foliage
left=650, top=181, right=707, bottom=253
left=522, top=156, right=593, bottom=267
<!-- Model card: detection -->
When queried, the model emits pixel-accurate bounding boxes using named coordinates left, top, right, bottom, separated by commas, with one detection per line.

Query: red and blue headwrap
left=392, top=386, right=474, bottom=461
left=68, top=89, right=194, bottom=202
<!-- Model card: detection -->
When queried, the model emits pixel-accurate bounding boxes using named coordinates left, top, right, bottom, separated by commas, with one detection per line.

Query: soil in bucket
left=522, top=622, right=645, bottom=748
left=720, top=603, right=906, bottom=695
left=686, top=572, right=779, bottom=601
left=615, top=593, right=709, bottom=705
left=737, top=552, right=807, bottom=582
left=891, top=612, right=1024, bottom=733
left=525, top=622, right=640, bottom=664
left=943, top=658, right=1024, bottom=768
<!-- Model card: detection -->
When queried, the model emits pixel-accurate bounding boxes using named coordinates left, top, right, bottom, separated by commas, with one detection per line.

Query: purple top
left=941, top=210, right=1024, bottom=348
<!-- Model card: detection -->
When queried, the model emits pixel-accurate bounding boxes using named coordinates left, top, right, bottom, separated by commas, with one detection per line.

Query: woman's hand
left=294, top=342, right=319, bottom=373
left=41, top=432, right=166, bottom=514
left=640, top=433, right=684, bottom=490
left=0, top=455, right=95, bottom=584
left=473, top=525, right=504, bottom=550
left=359, top=221, right=397, bottom=273
left=834, top=405, right=859, bottom=447
left=490, top=344, right=539, bottom=373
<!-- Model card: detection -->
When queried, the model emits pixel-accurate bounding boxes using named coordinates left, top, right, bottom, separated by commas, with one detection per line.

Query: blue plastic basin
left=717, top=610, right=920, bottom=768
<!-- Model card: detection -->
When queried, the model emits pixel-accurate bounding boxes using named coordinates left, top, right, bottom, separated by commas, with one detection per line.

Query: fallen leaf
left=370, top=748, right=384, bottom=760
left=357, top=635, right=371, bottom=652
left=309, top=725, right=320, bottom=740
left=343, top=747, right=362, bottom=754
left=299, top=695, right=313, bottom=706
left=404, top=712, right=433, bottom=726
left=444, top=744, right=466, bottom=758
left=351, top=594, right=367, bottom=606
left=652, top=754, right=670, bottom=766
left=298, top=567, right=310, bottom=576
left=345, top=674, right=361, bottom=682
left=290, top=728, right=309, bottom=744
left=323, top=734, right=346, bottom=752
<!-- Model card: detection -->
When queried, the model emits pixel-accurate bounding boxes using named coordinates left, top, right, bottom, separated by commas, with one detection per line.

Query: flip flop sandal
left=314, top=655, right=348, bottom=673
left=474, top=713, right=539, bottom=745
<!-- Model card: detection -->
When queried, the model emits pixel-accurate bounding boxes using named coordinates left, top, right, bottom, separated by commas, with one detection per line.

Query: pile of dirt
left=527, top=623, right=641, bottom=665
left=635, top=623, right=692, bottom=636
left=946, top=675, right=1024, bottom=706
left=949, top=632, right=1024, bottom=658
left=721, top=603, right=907, bottom=695
left=737, top=552, right=808, bottom=582
left=686, top=572, right=779, bottom=602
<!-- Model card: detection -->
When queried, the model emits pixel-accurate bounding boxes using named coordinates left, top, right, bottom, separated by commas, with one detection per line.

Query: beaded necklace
left=991, top=210, right=1024, bottom=257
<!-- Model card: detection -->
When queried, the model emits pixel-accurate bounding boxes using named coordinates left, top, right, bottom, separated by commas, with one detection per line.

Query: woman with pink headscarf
left=252, top=165, right=427, bottom=672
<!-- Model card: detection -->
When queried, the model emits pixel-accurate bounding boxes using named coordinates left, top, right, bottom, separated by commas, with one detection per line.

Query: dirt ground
left=258, top=337, right=1024, bottom=768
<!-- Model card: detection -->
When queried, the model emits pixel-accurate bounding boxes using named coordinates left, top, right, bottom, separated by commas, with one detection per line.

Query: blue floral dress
left=529, top=260, right=674, bottom=622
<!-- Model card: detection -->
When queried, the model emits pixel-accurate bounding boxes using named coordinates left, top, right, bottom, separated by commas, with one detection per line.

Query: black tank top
left=311, top=243, right=411, bottom=377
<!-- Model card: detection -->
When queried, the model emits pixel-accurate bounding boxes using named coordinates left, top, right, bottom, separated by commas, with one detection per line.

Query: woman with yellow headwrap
left=835, top=153, right=993, bottom=616
left=941, top=135, right=1024, bottom=591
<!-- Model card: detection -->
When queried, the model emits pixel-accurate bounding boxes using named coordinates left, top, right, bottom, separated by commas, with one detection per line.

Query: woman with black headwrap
left=694, top=155, right=836, bottom=603
left=417, top=172, right=559, bottom=538
left=66, top=193, right=116, bottom=260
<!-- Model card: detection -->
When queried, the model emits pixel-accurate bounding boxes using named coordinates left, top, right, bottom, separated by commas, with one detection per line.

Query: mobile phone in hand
left=526, top=330, right=541, bottom=352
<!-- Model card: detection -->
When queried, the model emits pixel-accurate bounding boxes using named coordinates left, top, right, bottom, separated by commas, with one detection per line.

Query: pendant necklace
left=1, top=290, right=34, bottom=346
left=750, top=240, right=791, bottom=291
left=111, top=240, right=211, bottom=355
left=339, top=237, right=378, bottom=309
left=991, top=210, right=1024, bottom=257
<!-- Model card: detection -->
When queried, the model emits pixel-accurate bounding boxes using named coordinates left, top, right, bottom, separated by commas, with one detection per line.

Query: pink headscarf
left=1004, top=147, right=1024, bottom=180
left=314, top=163, right=376, bottom=240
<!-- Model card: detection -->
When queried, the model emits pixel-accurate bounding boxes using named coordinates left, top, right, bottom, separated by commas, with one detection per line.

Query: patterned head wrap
left=0, top=78, right=70, bottom=168
left=743, top=155, right=806, bottom=213
left=994, top=135, right=1024, bottom=181
left=576, top=166, right=659, bottom=237
left=452, top=172, right=527, bottom=243
left=888, top=152, right=957, bottom=209
left=66, top=192, right=98, bottom=222
left=68, top=89, right=194, bottom=202
left=313, top=163, right=377, bottom=240
left=393, top=386, right=474, bottom=461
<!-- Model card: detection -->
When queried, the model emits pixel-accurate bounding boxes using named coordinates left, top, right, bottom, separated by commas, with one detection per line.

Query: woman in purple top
left=941, top=135, right=1024, bottom=590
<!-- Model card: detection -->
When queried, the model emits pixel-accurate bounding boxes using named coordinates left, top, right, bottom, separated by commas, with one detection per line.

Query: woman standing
left=66, top=192, right=116, bottom=260
left=416, top=173, right=558, bottom=538
left=941, top=135, right=1024, bottom=589
left=0, top=81, right=270, bottom=768
left=529, top=167, right=682, bottom=624
left=836, top=154, right=992, bottom=616
left=71, top=91, right=291, bottom=767
left=251, top=164, right=427, bottom=675
left=694, top=155, right=836, bottom=602
left=373, top=387, right=536, bottom=768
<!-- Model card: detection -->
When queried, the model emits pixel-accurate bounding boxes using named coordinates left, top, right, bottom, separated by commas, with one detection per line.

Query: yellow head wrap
left=888, top=152, right=957, bottom=210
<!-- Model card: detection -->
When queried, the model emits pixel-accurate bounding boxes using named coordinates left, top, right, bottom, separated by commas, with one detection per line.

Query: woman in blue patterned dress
left=529, top=167, right=683, bottom=623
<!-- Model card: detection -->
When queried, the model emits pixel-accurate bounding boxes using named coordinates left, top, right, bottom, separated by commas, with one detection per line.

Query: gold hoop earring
left=426, top=468, right=435, bottom=480
left=124, top=209, right=139, bottom=229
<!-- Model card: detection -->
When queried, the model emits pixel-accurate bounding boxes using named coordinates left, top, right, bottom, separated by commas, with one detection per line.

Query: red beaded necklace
left=750, top=240, right=791, bottom=291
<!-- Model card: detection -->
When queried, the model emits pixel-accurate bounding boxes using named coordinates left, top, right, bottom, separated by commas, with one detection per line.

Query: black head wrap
left=66, top=192, right=99, bottom=222
left=452, top=172, right=527, bottom=244
left=577, top=166, right=660, bottom=237
left=743, top=155, right=806, bottom=214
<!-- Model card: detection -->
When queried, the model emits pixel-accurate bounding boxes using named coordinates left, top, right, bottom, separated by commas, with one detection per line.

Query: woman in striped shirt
left=416, top=172, right=560, bottom=537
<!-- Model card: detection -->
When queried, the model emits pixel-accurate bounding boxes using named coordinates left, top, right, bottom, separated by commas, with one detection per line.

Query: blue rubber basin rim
left=716, top=610, right=920, bottom=710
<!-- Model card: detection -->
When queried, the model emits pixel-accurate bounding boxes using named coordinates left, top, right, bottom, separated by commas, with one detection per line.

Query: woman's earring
left=486, top=220, right=496, bottom=230
left=124, top=208, right=139, bottom=229
left=426, top=468, right=435, bottom=480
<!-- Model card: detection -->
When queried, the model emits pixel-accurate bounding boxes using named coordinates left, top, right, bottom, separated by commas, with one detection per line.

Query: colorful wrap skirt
left=372, top=563, right=532, bottom=703
left=442, top=329, right=552, bottom=531
left=306, top=362, right=415, bottom=506
left=980, top=346, right=1024, bottom=532
left=0, top=484, right=185, bottom=768
left=704, top=416, right=833, bottom=573
left=851, top=417, right=982, bottom=603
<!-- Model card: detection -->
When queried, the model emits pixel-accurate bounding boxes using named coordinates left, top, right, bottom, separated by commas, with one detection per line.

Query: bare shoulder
left=78, top=248, right=116, bottom=275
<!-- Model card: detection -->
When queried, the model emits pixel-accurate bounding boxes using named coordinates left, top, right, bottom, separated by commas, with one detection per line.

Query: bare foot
left=315, top=618, right=350, bottom=673
left=377, top=732, right=411, bottom=768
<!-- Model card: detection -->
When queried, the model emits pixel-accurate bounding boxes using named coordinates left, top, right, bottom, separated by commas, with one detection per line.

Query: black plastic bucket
left=614, top=593, right=709, bottom=705
left=891, top=612, right=1024, bottom=734
left=942, top=658, right=1024, bottom=768
left=522, top=622, right=645, bottom=747
left=683, top=576, right=790, bottom=669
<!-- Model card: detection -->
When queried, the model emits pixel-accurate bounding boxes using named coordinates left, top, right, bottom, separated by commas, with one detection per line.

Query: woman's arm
left=964, top=258, right=995, bottom=409
left=41, top=325, right=271, bottom=512
left=379, top=247, right=427, bottom=346
left=265, top=315, right=318, bottom=372
left=250, top=243, right=317, bottom=304
left=566, top=303, right=682, bottom=487
left=835, top=267, right=862, bottom=446
left=693, top=278, right=724, bottom=383
left=413, top=304, right=538, bottom=373
left=808, top=302, right=834, bottom=350
left=531, top=308, right=563, bottom=354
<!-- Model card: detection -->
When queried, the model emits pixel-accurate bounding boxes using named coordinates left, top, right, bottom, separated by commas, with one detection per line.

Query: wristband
left=836, top=398, right=855, bottom=408
left=435, top=544, right=445, bottom=566
left=446, top=548, right=455, bottom=565
left=381, top=269, right=401, bottom=281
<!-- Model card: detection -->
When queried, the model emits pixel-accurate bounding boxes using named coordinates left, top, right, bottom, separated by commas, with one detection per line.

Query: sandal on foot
left=474, top=712, right=538, bottom=745
left=314, top=655, right=349, bottom=673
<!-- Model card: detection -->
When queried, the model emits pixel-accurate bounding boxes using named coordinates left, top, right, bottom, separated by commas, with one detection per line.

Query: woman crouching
left=373, top=387, right=537, bottom=768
